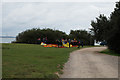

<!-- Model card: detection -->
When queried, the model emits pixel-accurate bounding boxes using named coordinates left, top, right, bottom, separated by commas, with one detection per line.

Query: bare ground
left=60, top=47, right=118, bottom=78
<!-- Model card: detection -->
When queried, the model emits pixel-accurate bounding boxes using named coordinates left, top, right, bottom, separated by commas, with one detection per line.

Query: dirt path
left=60, top=47, right=118, bottom=78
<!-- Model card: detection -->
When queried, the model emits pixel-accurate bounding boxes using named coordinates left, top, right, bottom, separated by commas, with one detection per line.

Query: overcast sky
left=2, top=0, right=118, bottom=36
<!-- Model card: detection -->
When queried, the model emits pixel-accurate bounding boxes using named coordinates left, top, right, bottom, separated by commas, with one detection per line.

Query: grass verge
left=100, top=49, right=120, bottom=56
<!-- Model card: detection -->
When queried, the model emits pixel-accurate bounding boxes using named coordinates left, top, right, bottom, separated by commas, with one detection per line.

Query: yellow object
left=63, top=42, right=72, bottom=48
left=74, top=38, right=76, bottom=40
left=41, top=42, right=47, bottom=46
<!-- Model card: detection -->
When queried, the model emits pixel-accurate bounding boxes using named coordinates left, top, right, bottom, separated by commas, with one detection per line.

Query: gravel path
left=60, top=47, right=118, bottom=78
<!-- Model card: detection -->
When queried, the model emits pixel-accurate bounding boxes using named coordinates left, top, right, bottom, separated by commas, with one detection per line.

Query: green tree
left=91, top=1, right=120, bottom=53
left=91, top=14, right=109, bottom=42
left=16, top=28, right=67, bottom=44
left=107, top=1, right=120, bottom=53
left=69, top=30, right=94, bottom=45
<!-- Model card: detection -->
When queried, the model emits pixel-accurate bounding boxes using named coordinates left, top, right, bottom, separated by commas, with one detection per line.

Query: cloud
left=2, top=2, right=115, bottom=36
left=3, top=0, right=118, bottom=2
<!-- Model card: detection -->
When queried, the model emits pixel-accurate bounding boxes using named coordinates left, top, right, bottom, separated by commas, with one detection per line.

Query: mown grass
left=100, top=49, right=120, bottom=56
left=2, top=43, right=80, bottom=78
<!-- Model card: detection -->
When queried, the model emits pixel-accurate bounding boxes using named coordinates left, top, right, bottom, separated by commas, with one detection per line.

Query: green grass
left=100, top=49, right=120, bottom=56
left=2, top=43, right=98, bottom=78
left=2, top=43, right=80, bottom=78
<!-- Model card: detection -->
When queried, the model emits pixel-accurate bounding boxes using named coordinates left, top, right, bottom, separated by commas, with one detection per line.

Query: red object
left=45, top=37, right=47, bottom=40
left=72, top=45, right=78, bottom=47
left=37, top=38, right=41, bottom=40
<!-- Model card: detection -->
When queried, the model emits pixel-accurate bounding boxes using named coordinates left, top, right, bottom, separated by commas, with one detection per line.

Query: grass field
left=100, top=49, right=120, bottom=56
left=2, top=43, right=80, bottom=78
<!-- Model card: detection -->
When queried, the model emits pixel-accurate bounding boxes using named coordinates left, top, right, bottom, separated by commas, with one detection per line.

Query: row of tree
left=16, top=28, right=94, bottom=45
left=90, top=1, right=120, bottom=53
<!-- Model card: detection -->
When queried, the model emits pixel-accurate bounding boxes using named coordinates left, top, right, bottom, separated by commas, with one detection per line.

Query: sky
left=1, top=0, right=118, bottom=36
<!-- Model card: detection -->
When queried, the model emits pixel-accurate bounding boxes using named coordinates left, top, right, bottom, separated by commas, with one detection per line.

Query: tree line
left=90, top=1, right=120, bottom=53
left=15, top=1, right=120, bottom=53
left=15, top=28, right=94, bottom=45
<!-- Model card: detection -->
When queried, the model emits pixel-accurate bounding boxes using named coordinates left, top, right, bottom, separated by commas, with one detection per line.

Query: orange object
left=43, top=44, right=78, bottom=48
